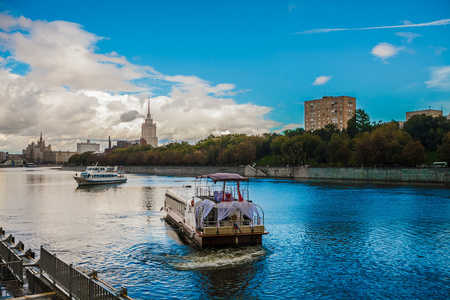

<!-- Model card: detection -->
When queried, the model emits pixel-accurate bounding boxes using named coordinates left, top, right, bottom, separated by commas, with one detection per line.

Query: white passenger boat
left=73, top=165, right=127, bottom=186
left=164, top=173, right=268, bottom=247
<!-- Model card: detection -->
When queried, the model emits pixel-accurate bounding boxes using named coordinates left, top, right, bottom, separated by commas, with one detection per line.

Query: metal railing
left=0, top=239, right=23, bottom=282
left=196, top=186, right=250, bottom=202
left=40, top=247, right=129, bottom=300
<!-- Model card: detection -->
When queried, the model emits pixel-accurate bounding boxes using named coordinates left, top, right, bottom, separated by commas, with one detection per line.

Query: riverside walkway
left=0, top=227, right=131, bottom=300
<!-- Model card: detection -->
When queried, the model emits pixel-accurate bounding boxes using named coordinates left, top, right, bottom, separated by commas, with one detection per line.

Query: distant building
left=141, top=100, right=158, bottom=147
left=77, top=139, right=100, bottom=153
left=405, top=109, right=443, bottom=121
left=304, top=96, right=356, bottom=131
left=22, top=132, right=52, bottom=164
left=0, top=151, right=6, bottom=163
left=22, top=132, right=76, bottom=164
left=104, top=139, right=140, bottom=154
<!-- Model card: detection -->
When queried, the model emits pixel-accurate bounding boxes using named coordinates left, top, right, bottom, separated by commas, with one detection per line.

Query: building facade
left=405, top=109, right=443, bottom=121
left=77, top=139, right=100, bottom=153
left=141, top=100, right=158, bottom=147
left=22, top=132, right=52, bottom=164
left=304, top=96, right=356, bottom=131
left=22, top=133, right=76, bottom=164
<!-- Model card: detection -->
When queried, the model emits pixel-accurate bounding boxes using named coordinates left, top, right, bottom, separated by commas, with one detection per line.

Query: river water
left=0, top=167, right=449, bottom=299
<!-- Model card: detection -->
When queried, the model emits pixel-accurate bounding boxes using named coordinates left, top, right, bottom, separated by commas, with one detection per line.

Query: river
left=0, top=167, right=449, bottom=299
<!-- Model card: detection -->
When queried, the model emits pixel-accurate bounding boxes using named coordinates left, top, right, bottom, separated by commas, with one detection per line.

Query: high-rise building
left=304, top=96, right=356, bottom=131
left=22, top=132, right=76, bottom=164
left=405, top=109, right=443, bottom=121
left=141, top=100, right=158, bottom=147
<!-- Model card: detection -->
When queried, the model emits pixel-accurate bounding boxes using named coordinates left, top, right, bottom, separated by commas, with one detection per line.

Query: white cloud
left=296, top=18, right=450, bottom=34
left=0, top=13, right=160, bottom=93
left=312, top=76, right=332, bottom=86
left=434, top=46, right=447, bottom=55
left=371, top=43, right=403, bottom=63
left=395, top=32, right=422, bottom=43
left=0, top=13, right=279, bottom=152
left=425, top=66, right=450, bottom=89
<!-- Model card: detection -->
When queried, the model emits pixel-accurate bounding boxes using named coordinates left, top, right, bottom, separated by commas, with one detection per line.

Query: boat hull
left=74, top=176, right=127, bottom=186
left=165, top=212, right=266, bottom=248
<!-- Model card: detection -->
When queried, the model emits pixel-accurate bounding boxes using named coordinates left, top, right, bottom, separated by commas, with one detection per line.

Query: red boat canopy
left=196, top=173, right=249, bottom=183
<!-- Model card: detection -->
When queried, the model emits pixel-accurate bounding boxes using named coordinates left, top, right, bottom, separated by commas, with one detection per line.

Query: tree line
left=69, top=110, right=450, bottom=167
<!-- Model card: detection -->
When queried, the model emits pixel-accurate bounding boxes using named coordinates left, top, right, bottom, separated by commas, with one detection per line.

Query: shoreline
left=61, top=165, right=450, bottom=186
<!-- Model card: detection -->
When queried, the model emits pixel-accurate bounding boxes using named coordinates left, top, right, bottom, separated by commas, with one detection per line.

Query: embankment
left=252, top=165, right=450, bottom=185
left=63, top=165, right=450, bottom=185
left=65, top=165, right=246, bottom=177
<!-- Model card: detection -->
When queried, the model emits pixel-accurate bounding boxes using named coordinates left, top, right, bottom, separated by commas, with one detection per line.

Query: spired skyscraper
left=141, top=100, right=158, bottom=147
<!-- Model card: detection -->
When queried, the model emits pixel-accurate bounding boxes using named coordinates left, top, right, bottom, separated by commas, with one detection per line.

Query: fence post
left=53, top=253, right=57, bottom=285
left=69, top=264, right=73, bottom=298
left=89, top=277, right=94, bottom=300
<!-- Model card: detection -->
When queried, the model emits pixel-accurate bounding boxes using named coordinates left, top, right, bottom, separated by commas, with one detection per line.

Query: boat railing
left=196, top=186, right=249, bottom=202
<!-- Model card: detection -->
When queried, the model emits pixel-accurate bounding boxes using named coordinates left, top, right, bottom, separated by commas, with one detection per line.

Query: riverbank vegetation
left=69, top=111, right=450, bottom=167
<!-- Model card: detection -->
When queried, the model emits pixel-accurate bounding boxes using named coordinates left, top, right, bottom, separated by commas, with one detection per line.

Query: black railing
left=40, top=247, right=129, bottom=300
left=0, top=237, right=23, bottom=282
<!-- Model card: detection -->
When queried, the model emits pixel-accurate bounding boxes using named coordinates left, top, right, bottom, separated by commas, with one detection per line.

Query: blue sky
left=0, top=0, right=449, bottom=152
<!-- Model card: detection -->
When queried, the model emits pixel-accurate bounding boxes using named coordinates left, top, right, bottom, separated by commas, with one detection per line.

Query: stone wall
left=63, top=165, right=450, bottom=185
left=254, top=166, right=450, bottom=184
left=64, top=165, right=246, bottom=177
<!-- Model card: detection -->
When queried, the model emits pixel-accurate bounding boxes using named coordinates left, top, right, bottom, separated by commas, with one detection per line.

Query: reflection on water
left=0, top=167, right=449, bottom=299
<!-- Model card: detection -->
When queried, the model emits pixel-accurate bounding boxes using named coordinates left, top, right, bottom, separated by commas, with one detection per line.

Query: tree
left=234, top=142, right=257, bottom=165
left=437, top=132, right=450, bottom=163
left=327, top=133, right=351, bottom=166
left=283, top=127, right=305, bottom=137
left=355, top=132, right=372, bottom=165
left=315, top=141, right=328, bottom=165
left=403, top=115, right=450, bottom=150
left=401, top=141, right=426, bottom=166
left=370, top=130, right=388, bottom=165
left=299, top=133, right=321, bottom=161
left=313, top=124, right=339, bottom=142
left=346, top=109, right=372, bottom=138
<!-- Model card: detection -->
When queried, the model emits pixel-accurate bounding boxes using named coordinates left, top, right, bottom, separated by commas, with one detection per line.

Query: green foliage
left=403, top=115, right=450, bottom=150
left=86, top=112, right=448, bottom=167
left=255, top=154, right=277, bottom=166
left=346, top=109, right=372, bottom=138
left=437, top=132, right=450, bottom=163
left=402, top=141, right=426, bottom=166
left=68, top=152, right=99, bottom=165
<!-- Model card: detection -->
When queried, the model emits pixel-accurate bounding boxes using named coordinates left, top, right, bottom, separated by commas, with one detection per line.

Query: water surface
left=0, top=167, right=449, bottom=299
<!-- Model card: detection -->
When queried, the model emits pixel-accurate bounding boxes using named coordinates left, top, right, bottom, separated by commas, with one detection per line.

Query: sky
left=0, top=0, right=449, bottom=153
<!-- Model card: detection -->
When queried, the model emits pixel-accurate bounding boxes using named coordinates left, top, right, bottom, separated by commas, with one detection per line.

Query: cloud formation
left=312, top=76, right=332, bottom=86
left=371, top=43, right=403, bottom=63
left=395, top=32, right=422, bottom=43
left=296, top=18, right=450, bottom=34
left=425, top=66, right=450, bottom=89
left=0, top=13, right=278, bottom=152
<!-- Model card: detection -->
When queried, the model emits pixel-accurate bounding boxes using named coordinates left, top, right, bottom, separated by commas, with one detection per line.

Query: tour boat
left=164, top=173, right=268, bottom=247
left=73, top=165, right=127, bottom=186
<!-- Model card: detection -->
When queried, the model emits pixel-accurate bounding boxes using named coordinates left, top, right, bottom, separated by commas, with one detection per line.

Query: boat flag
left=233, top=222, right=242, bottom=234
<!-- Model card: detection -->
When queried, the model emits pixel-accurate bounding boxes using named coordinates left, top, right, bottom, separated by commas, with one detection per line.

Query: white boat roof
left=166, top=188, right=194, bottom=205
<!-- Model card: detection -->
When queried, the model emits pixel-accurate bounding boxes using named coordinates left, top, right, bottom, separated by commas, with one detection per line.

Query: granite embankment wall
left=64, top=165, right=450, bottom=185
left=252, top=166, right=450, bottom=184
left=65, top=165, right=246, bottom=176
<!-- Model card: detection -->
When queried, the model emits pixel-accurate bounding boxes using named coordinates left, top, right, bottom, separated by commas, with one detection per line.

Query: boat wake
left=173, top=246, right=267, bottom=270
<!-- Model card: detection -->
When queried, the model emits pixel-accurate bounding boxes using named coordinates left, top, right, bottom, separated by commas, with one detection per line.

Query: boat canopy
left=196, top=173, right=249, bottom=183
